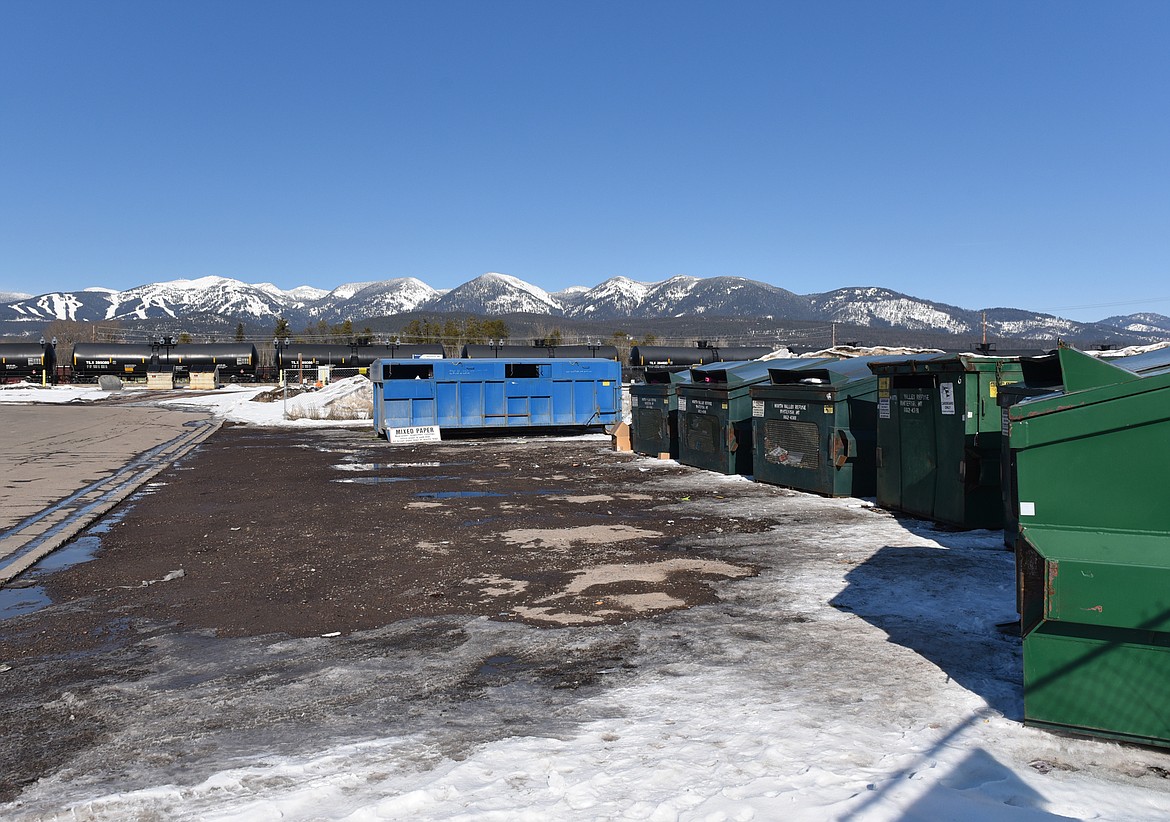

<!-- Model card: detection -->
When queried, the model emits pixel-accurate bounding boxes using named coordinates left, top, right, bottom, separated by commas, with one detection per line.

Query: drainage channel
left=0, top=418, right=223, bottom=585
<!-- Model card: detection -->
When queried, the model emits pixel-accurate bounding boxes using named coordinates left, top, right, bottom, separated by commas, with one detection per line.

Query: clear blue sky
left=2, top=1, right=1167, bottom=322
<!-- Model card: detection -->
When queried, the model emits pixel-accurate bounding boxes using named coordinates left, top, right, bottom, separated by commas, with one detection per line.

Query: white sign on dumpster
left=388, top=425, right=441, bottom=444
left=939, top=382, right=956, bottom=415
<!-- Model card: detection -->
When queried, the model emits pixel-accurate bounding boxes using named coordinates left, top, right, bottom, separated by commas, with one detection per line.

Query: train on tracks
left=2, top=338, right=784, bottom=384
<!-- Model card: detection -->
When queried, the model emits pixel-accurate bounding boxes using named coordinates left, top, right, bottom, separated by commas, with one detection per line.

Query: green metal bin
left=1000, top=346, right=1170, bottom=547
left=751, top=355, right=935, bottom=497
left=1010, top=347, right=1170, bottom=747
left=630, top=368, right=691, bottom=459
left=869, top=354, right=1023, bottom=529
left=678, top=359, right=830, bottom=476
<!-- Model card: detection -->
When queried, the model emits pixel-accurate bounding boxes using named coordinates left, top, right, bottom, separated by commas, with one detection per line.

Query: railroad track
left=0, top=417, right=222, bottom=585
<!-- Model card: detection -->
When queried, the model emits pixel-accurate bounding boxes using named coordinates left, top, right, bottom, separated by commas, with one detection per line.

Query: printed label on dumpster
left=388, top=425, right=441, bottom=444
left=678, top=397, right=687, bottom=412
left=631, top=396, right=639, bottom=407
left=898, top=393, right=928, bottom=415
left=878, top=398, right=891, bottom=419
left=939, top=383, right=956, bottom=415
left=1001, top=408, right=1009, bottom=435
left=1019, top=501, right=1036, bottom=517
left=878, top=377, right=890, bottom=398
left=752, top=400, right=764, bottom=417
left=772, top=402, right=809, bottom=421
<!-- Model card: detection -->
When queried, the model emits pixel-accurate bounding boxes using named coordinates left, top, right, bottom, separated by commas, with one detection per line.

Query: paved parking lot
left=0, top=404, right=217, bottom=581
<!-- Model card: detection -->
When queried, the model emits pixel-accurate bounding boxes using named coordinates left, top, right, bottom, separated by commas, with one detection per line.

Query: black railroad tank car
left=461, top=344, right=550, bottom=359
left=628, top=345, right=775, bottom=367
left=72, top=343, right=259, bottom=382
left=544, top=344, right=620, bottom=361
left=629, top=346, right=719, bottom=367
left=170, top=344, right=259, bottom=381
left=277, top=343, right=443, bottom=371
left=72, top=343, right=156, bottom=381
left=709, top=346, right=775, bottom=362
left=374, top=343, right=446, bottom=361
left=0, top=343, right=56, bottom=382
left=461, top=344, right=620, bottom=360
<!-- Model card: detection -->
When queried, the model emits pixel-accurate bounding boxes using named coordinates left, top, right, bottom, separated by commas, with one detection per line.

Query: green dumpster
left=1000, top=346, right=1170, bottom=547
left=630, top=368, right=691, bottom=459
left=678, top=359, right=830, bottom=476
left=751, top=355, right=935, bottom=497
left=869, top=354, right=1023, bottom=529
left=1010, top=346, right=1170, bottom=746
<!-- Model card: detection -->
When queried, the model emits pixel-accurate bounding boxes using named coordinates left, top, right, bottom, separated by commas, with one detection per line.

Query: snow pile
left=756, top=347, right=794, bottom=360
left=282, top=374, right=372, bottom=421
left=1091, top=341, right=1170, bottom=358
left=155, top=377, right=372, bottom=425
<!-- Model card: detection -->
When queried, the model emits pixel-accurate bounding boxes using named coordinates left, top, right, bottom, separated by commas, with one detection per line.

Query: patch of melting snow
left=333, top=462, right=444, bottom=471
left=499, top=525, right=662, bottom=550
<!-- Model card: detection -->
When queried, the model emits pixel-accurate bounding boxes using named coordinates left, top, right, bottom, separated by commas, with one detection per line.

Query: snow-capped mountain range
left=3, top=273, right=1167, bottom=344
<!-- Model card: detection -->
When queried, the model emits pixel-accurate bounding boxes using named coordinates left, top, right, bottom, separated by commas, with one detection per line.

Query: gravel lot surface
left=0, top=425, right=783, bottom=802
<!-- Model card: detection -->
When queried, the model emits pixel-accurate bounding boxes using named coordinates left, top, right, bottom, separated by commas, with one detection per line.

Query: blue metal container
left=372, top=358, right=621, bottom=436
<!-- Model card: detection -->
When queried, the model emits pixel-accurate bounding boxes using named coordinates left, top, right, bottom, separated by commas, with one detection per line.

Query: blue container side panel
left=483, top=380, right=506, bottom=425
left=531, top=394, right=553, bottom=425
left=374, top=357, right=620, bottom=430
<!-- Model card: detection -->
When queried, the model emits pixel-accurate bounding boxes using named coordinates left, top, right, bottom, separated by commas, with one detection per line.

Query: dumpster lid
left=1105, top=344, right=1170, bottom=376
left=866, top=352, right=1015, bottom=376
left=688, top=359, right=777, bottom=386
left=766, top=354, right=918, bottom=387
left=1021, top=525, right=1170, bottom=565
left=690, top=357, right=835, bottom=387
left=644, top=367, right=692, bottom=385
left=1052, top=346, right=1140, bottom=394
left=1011, top=354, right=1170, bottom=421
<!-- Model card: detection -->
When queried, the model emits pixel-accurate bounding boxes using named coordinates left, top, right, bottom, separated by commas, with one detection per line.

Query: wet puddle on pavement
left=416, top=491, right=505, bottom=499
left=0, top=509, right=129, bottom=620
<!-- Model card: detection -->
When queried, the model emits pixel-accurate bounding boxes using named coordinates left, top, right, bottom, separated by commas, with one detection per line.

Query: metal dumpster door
left=896, top=375, right=937, bottom=519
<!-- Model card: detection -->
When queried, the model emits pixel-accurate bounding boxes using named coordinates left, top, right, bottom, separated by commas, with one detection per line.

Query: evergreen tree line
left=399, top=317, right=511, bottom=346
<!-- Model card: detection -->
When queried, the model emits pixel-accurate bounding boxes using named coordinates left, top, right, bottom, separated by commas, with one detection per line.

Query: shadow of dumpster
left=829, top=537, right=1022, bottom=718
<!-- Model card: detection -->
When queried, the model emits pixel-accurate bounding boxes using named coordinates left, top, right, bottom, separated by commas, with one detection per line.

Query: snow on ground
left=0, top=382, right=113, bottom=403
left=3, top=384, right=1170, bottom=820
left=0, top=378, right=373, bottom=427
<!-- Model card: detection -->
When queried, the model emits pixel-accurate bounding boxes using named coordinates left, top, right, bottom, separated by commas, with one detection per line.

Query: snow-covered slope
left=255, top=283, right=330, bottom=304
left=809, top=287, right=973, bottom=334
left=659, top=277, right=814, bottom=320
left=104, top=276, right=295, bottom=320
left=430, top=273, right=564, bottom=315
left=1099, top=312, right=1170, bottom=336
left=330, top=278, right=439, bottom=320
left=564, top=277, right=653, bottom=318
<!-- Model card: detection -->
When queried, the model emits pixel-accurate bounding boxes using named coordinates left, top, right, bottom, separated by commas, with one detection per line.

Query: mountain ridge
left=3, top=273, right=1167, bottom=346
